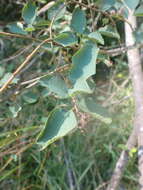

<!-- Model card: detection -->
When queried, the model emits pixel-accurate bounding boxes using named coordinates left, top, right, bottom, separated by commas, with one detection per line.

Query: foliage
left=0, top=0, right=142, bottom=189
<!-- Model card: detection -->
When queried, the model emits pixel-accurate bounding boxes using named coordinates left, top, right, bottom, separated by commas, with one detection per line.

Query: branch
left=21, top=64, right=70, bottom=88
left=0, top=31, right=42, bottom=42
left=0, top=38, right=51, bottom=93
left=107, top=9, right=143, bottom=190
left=107, top=129, right=137, bottom=190
left=101, top=43, right=143, bottom=57
left=70, top=0, right=116, bottom=25
left=37, top=1, right=55, bottom=16
left=125, top=12, right=143, bottom=190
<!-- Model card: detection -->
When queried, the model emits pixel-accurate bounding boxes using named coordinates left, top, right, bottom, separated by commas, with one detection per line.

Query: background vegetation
left=0, top=0, right=141, bottom=189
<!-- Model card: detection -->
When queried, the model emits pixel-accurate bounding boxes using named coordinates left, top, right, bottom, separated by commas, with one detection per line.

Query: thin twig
left=0, top=31, right=42, bottom=42
left=70, top=0, right=116, bottom=25
left=37, top=1, right=55, bottom=16
left=21, top=64, right=70, bottom=85
left=19, top=51, right=45, bottom=75
left=101, top=43, right=143, bottom=57
left=0, top=38, right=51, bottom=93
left=0, top=142, right=33, bottom=173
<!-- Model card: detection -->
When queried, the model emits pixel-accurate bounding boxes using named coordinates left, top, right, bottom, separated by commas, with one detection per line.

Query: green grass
left=0, top=75, right=138, bottom=190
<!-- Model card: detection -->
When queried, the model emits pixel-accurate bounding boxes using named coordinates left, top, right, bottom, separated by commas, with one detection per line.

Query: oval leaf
left=37, top=108, right=77, bottom=150
left=77, top=96, right=112, bottom=124
left=39, top=75, right=69, bottom=99
left=0, top=73, right=19, bottom=87
left=7, top=22, right=27, bottom=35
left=69, top=42, right=99, bottom=93
left=25, top=25, right=35, bottom=32
left=68, top=78, right=94, bottom=96
left=54, top=32, right=78, bottom=47
left=48, top=1, right=66, bottom=21
left=41, top=89, right=51, bottom=98
left=69, top=42, right=99, bottom=82
left=100, top=0, right=116, bottom=11
left=98, top=25, right=120, bottom=39
left=22, top=92, right=39, bottom=104
left=88, top=32, right=104, bottom=45
left=9, top=104, right=22, bottom=118
left=70, top=7, right=86, bottom=34
left=22, top=1, right=37, bottom=25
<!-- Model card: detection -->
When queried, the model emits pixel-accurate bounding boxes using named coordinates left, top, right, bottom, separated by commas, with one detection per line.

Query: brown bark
left=106, top=130, right=137, bottom=190
left=125, top=10, right=143, bottom=190
left=107, top=8, right=143, bottom=190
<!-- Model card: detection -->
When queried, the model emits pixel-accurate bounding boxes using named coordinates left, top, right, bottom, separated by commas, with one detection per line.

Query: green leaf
left=98, top=25, right=120, bottom=39
left=37, top=0, right=46, bottom=3
left=41, top=89, right=51, bottom=98
left=22, top=1, right=37, bottom=25
left=69, top=80, right=91, bottom=95
left=48, top=1, right=66, bottom=21
left=70, top=7, right=86, bottom=34
left=69, top=42, right=99, bottom=94
left=22, top=92, right=39, bottom=104
left=88, top=32, right=104, bottom=45
left=69, top=79, right=94, bottom=96
left=97, top=53, right=109, bottom=62
left=77, top=96, right=112, bottom=124
left=9, top=104, right=22, bottom=118
left=37, top=108, right=77, bottom=149
left=0, top=73, right=19, bottom=87
left=129, top=147, right=137, bottom=157
left=39, top=76, right=51, bottom=87
left=39, top=43, right=59, bottom=53
left=25, top=25, right=35, bottom=32
left=0, top=126, right=40, bottom=138
left=114, top=2, right=123, bottom=10
left=83, top=28, right=90, bottom=35
left=100, top=0, right=116, bottom=11
left=97, top=53, right=112, bottom=66
left=0, top=165, right=23, bottom=182
left=54, top=32, right=78, bottom=47
left=39, top=75, right=69, bottom=99
left=134, top=5, right=143, bottom=16
left=34, top=20, right=50, bottom=27
left=69, top=41, right=99, bottom=84
left=118, top=144, right=128, bottom=151
left=7, top=22, right=27, bottom=35
left=124, top=0, right=139, bottom=10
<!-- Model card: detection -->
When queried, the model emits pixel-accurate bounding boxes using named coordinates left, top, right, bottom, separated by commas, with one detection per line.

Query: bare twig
left=107, top=129, right=137, bottom=190
left=37, top=1, right=55, bottom=16
left=19, top=51, right=45, bottom=75
left=0, top=142, right=33, bottom=173
left=0, top=38, right=51, bottom=93
left=0, top=31, right=42, bottom=42
left=21, top=64, right=70, bottom=85
left=70, top=0, right=116, bottom=25
left=101, top=43, right=143, bottom=57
